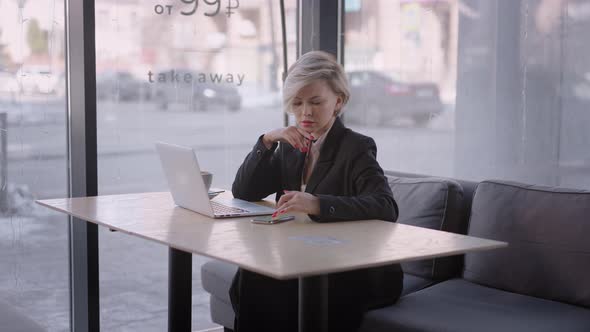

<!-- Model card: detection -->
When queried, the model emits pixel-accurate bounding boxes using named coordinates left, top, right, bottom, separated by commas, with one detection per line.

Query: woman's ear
left=334, top=95, right=344, bottom=116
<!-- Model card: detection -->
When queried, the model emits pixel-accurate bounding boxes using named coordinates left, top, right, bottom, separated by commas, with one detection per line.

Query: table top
left=37, top=191, right=507, bottom=279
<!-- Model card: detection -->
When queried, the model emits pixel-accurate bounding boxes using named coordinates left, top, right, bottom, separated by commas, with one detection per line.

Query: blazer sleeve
left=232, top=135, right=282, bottom=201
left=312, top=137, right=398, bottom=223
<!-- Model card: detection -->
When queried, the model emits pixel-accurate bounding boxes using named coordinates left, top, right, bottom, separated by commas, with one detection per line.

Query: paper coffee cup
left=201, top=171, right=213, bottom=192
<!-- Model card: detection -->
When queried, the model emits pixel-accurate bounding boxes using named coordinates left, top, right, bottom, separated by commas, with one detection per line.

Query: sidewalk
left=0, top=208, right=220, bottom=332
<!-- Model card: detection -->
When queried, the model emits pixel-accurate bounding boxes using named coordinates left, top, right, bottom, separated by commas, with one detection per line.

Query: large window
left=344, top=0, right=457, bottom=176
left=344, top=0, right=590, bottom=189
left=6, top=0, right=589, bottom=330
left=0, top=0, right=69, bottom=331
left=94, top=0, right=296, bottom=330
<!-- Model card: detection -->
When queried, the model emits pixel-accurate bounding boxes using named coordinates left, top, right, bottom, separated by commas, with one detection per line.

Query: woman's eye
left=311, top=101, right=321, bottom=105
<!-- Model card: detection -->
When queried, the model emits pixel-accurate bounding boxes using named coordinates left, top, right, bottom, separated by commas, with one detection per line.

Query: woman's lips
left=301, top=121, right=314, bottom=127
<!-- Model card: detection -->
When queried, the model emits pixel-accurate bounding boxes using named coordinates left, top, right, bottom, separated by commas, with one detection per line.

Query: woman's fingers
left=289, top=127, right=314, bottom=152
left=278, top=126, right=314, bottom=152
left=273, top=203, right=293, bottom=218
left=277, top=128, right=296, bottom=148
left=295, top=127, right=314, bottom=140
left=291, top=127, right=309, bottom=148
left=293, top=134, right=308, bottom=151
left=285, top=131, right=307, bottom=151
left=276, top=203, right=295, bottom=216
left=274, top=192, right=318, bottom=217
left=276, top=191, right=295, bottom=209
left=285, top=136, right=301, bottom=150
left=296, top=128, right=314, bottom=151
left=279, top=205, right=291, bottom=215
left=276, top=193, right=310, bottom=215
left=274, top=195, right=291, bottom=217
left=277, top=192, right=299, bottom=211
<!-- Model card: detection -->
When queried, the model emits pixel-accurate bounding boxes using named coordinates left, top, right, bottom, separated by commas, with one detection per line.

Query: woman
left=230, top=51, right=402, bottom=332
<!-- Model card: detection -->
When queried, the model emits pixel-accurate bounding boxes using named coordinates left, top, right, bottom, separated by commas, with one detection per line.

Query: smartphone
left=251, top=215, right=295, bottom=224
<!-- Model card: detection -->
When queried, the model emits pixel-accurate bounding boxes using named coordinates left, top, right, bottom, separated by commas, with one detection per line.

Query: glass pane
left=344, top=0, right=590, bottom=189
left=95, top=0, right=297, bottom=330
left=0, top=0, right=69, bottom=331
left=344, top=0, right=455, bottom=176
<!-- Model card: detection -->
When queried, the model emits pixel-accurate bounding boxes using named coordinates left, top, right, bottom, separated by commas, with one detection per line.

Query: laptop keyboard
left=211, top=201, right=249, bottom=215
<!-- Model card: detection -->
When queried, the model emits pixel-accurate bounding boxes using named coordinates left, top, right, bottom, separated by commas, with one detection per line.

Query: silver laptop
left=155, top=142, right=275, bottom=218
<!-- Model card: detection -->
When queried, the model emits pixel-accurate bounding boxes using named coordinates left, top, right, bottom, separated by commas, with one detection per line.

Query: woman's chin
left=299, top=125, right=314, bottom=133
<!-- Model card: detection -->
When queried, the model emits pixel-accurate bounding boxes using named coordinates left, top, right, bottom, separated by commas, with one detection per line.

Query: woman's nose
left=303, top=103, right=312, bottom=116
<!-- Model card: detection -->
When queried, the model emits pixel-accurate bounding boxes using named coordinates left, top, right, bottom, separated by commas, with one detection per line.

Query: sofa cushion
left=387, top=175, right=466, bottom=280
left=201, top=259, right=238, bottom=304
left=210, top=295, right=235, bottom=330
left=359, top=279, right=590, bottom=332
left=202, top=260, right=436, bottom=329
left=465, top=180, right=590, bottom=308
left=400, top=274, right=436, bottom=297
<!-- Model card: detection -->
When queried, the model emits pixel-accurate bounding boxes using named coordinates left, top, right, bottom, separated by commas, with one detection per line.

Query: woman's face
left=292, top=80, right=343, bottom=136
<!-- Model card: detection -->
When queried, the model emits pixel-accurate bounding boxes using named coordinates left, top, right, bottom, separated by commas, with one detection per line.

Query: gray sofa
left=201, top=171, right=590, bottom=331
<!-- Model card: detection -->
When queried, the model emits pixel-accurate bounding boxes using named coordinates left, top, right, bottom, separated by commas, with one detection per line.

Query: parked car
left=16, top=66, right=60, bottom=94
left=0, top=71, right=19, bottom=102
left=153, top=69, right=242, bottom=112
left=345, top=70, right=443, bottom=126
left=96, top=71, right=150, bottom=102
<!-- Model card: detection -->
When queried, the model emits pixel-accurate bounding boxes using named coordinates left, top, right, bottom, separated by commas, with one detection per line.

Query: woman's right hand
left=263, top=126, right=314, bottom=152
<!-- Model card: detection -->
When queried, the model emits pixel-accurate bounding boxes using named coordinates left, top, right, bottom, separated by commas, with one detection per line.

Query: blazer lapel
left=284, top=144, right=306, bottom=190
left=305, top=117, right=347, bottom=194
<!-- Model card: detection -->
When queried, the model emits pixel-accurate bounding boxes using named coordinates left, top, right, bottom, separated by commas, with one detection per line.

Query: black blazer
left=232, top=117, right=398, bottom=222
left=232, top=117, right=403, bottom=309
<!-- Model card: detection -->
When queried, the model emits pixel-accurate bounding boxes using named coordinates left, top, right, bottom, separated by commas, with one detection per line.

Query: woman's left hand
left=274, top=190, right=320, bottom=217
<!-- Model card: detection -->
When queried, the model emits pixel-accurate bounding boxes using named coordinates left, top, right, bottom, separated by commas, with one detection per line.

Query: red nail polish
left=280, top=210, right=286, bottom=213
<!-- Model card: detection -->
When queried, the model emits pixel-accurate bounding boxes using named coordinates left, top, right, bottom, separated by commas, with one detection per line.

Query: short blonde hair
left=283, top=51, right=350, bottom=115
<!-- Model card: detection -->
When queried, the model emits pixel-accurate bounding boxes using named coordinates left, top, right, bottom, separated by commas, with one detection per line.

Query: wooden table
left=37, top=191, right=507, bottom=332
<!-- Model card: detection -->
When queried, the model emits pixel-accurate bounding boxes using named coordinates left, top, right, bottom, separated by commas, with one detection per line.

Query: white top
left=37, top=192, right=507, bottom=279
left=301, top=120, right=334, bottom=188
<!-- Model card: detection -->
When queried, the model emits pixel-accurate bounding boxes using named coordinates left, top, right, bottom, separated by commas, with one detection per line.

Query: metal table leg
left=298, top=275, right=329, bottom=332
left=169, top=247, right=192, bottom=332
